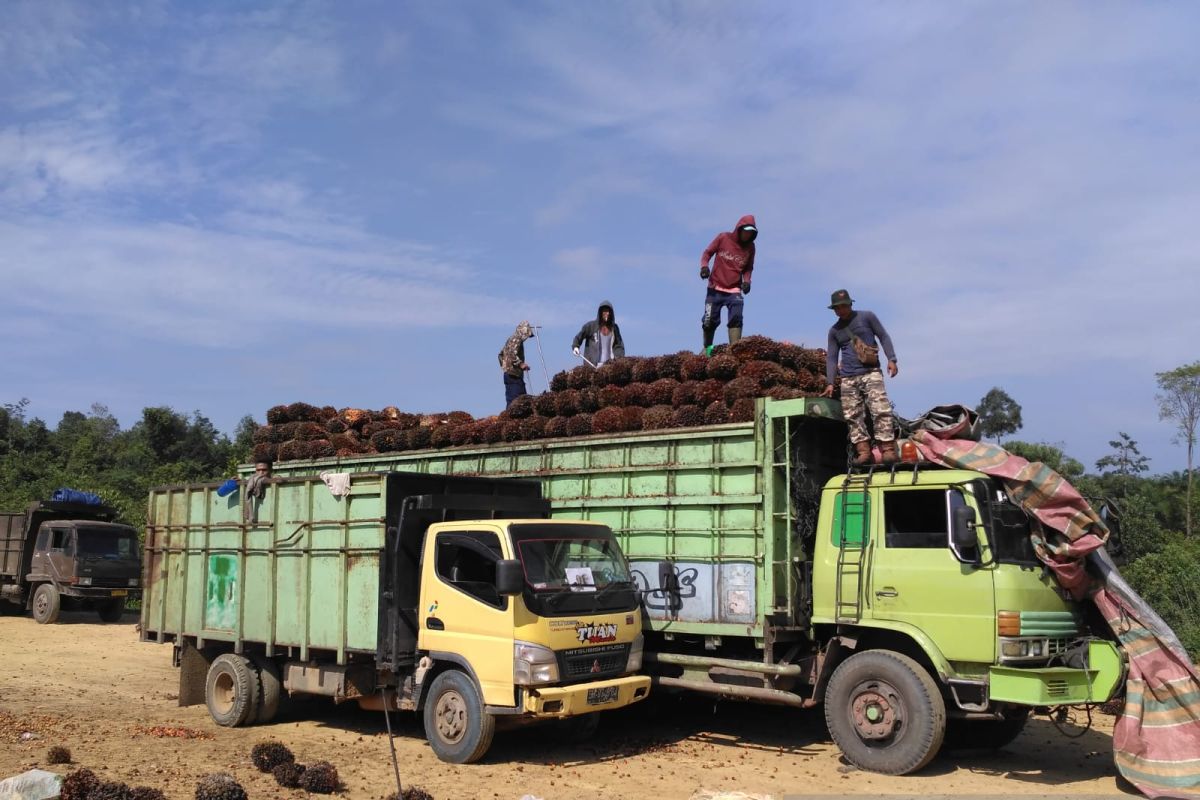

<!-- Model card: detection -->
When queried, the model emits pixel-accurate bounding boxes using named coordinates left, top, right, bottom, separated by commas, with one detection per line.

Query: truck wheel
left=943, top=711, right=1028, bottom=752
left=556, top=712, right=600, bottom=743
left=250, top=655, right=282, bottom=724
left=97, top=598, right=125, bottom=623
left=824, top=650, right=946, bottom=775
left=422, top=670, right=496, bottom=764
left=31, top=584, right=61, bottom=624
left=205, top=654, right=261, bottom=727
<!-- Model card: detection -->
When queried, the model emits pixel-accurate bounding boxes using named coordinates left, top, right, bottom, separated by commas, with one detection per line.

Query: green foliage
left=0, top=400, right=250, bottom=531
left=1123, top=539, right=1200, bottom=658
left=1095, top=432, right=1150, bottom=498
left=976, top=387, right=1023, bottom=440
left=1003, top=440, right=1085, bottom=481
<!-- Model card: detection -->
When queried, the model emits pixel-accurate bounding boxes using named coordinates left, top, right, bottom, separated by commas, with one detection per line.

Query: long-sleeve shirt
left=826, top=310, right=897, bottom=384
left=700, top=214, right=756, bottom=293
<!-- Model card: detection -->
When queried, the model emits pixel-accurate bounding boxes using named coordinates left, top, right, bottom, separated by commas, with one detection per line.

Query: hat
left=828, top=289, right=854, bottom=308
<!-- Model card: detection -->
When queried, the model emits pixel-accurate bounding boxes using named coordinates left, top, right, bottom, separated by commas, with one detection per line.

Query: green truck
left=140, top=473, right=650, bottom=763
left=254, top=397, right=1124, bottom=774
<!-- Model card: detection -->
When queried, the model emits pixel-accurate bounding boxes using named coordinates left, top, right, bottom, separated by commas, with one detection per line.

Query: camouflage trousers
left=840, top=371, right=895, bottom=444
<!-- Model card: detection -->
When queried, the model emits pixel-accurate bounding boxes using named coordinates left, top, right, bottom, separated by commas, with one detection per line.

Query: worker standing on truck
left=572, top=301, right=625, bottom=366
left=821, top=289, right=899, bottom=465
left=499, top=320, right=535, bottom=407
left=699, top=215, right=756, bottom=352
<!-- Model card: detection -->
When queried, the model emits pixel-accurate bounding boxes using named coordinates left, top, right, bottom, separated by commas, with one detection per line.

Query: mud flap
left=178, top=640, right=212, bottom=707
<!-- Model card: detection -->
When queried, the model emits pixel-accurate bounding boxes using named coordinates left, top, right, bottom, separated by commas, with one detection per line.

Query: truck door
left=418, top=529, right=516, bottom=707
left=34, top=527, right=72, bottom=581
left=868, top=487, right=995, bottom=663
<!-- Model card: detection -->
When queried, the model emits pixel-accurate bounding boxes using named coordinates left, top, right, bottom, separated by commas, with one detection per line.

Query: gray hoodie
left=572, top=301, right=625, bottom=365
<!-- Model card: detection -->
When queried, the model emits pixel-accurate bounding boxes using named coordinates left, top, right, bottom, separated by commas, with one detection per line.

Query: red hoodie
left=700, top=214, right=756, bottom=294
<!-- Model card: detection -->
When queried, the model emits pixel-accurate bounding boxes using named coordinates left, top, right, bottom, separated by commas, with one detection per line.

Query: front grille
left=558, top=643, right=629, bottom=684
left=1046, top=678, right=1069, bottom=697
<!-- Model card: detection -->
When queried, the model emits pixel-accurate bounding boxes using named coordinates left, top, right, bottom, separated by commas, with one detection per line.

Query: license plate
left=586, top=686, right=619, bottom=705
left=111, top=589, right=127, bottom=597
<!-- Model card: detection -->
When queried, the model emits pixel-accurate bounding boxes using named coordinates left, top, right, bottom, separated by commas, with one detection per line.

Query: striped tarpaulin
left=913, top=432, right=1200, bottom=798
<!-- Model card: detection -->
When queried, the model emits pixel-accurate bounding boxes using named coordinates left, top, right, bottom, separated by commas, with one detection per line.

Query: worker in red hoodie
left=699, top=214, right=756, bottom=352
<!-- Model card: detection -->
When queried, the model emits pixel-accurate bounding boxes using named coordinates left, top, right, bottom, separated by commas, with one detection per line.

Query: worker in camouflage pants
left=821, top=289, right=899, bottom=465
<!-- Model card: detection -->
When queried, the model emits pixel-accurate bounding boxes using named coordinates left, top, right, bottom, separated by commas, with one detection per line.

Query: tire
left=205, top=654, right=261, bottom=727
left=250, top=655, right=282, bottom=724
left=31, top=584, right=61, bottom=625
left=556, top=712, right=600, bottom=743
left=824, top=649, right=946, bottom=775
left=97, top=598, right=125, bottom=623
left=943, top=711, right=1028, bottom=752
left=422, top=670, right=496, bottom=764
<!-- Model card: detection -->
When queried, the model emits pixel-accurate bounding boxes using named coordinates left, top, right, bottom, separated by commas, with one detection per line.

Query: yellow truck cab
left=142, top=472, right=649, bottom=764
left=416, top=518, right=650, bottom=761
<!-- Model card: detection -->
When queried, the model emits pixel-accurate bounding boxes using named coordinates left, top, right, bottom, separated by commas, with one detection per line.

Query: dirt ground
left=0, top=611, right=1137, bottom=800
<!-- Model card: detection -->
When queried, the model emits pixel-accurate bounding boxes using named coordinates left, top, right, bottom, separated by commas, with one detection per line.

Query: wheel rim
left=212, top=671, right=236, bottom=716
left=849, top=678, right=905, bottom=745
left=434, top=689, right=468, bottom=744
left=34, top=591, right=49, bottom=617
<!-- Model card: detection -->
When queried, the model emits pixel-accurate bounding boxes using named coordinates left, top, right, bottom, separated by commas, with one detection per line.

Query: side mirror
left=951, top=505, right=980, bottom=564
left=495, top=559, right=525, bottom=596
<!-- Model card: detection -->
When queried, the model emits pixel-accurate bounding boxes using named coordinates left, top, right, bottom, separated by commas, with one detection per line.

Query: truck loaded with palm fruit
left=242, top=337, right=1124, bottom=774
left=139, top=472, right=650, bottom=763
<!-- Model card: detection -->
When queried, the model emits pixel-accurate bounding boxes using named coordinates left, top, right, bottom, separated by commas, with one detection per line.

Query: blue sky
left=2, top=1, right=1198, bottom=473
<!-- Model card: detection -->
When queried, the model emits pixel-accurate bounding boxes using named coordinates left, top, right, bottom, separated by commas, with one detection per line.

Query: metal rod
left=532, top=327, right=551, bottom=393
left=380, top=688, right=403, bottom=797
left=652, top=676, right=812, bottom=708
left=645, top=651, right=803, bottom=677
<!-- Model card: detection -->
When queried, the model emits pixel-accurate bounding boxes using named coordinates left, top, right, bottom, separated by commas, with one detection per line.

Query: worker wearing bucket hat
left=698, top=215, right=757, bottom=352
left=821, top=290, right=900, bottom=465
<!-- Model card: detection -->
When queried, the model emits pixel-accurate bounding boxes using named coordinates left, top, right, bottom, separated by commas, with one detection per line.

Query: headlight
left=128, top=578, right=139, bottom=587
left=627, top=633, right=644, bottom=673
left=77, top=577, right=93, bottom=586
left=1000, top=639, right=1029, bottom=658
left=514, top=641, right=559, bottom=686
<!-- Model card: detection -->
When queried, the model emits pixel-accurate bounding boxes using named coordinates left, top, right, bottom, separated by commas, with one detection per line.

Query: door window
left=434, top=531, right=506, bottom=609
left=50, top=529, right=70, bottom=552
left=882, top=489, right=963, bottom=549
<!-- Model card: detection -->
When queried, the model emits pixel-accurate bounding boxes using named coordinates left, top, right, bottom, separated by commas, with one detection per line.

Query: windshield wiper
left=590, top=579, right=635, bottom=609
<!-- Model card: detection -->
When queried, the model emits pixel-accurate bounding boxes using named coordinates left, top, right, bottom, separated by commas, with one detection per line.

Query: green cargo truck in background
left=253, top=397, right=1124, bottom=774
left=140, top=473, right=650, bottom=763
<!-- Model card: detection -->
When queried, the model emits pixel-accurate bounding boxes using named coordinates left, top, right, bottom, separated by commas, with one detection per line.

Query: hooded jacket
left=572, top=301, right=625, bottom=365
left=700, top=214, right=756, bottom=294
left=499, top=321, right=534, bottom=378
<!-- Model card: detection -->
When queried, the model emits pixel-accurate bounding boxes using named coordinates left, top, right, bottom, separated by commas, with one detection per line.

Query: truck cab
left=1, top=501, right=141, bottom=624
left=810, top=466, right=1123, bottom=772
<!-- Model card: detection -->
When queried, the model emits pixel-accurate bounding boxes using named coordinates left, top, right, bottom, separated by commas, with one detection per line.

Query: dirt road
left=0, top=612, right=1133, bottom=799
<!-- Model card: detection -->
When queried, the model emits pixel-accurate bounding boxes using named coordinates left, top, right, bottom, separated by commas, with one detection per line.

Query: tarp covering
left=912, top=431, right=1200, bottom=799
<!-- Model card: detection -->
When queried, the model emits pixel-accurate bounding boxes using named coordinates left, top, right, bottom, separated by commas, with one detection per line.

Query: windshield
left=76, top=528, right=139, bottom=559
left=509, top=523, right=637, bottom=615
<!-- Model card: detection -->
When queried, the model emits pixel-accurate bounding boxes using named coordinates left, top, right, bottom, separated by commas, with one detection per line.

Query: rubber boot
left=851, top=440, right=873, bottom=466
left=702, top=326, right=716, bottom=355
left=879, top=441, right=899, bottom=464
left=728, top=326, right=742, bottom=345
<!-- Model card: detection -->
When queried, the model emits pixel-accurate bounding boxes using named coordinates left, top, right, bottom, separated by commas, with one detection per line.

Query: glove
left=572, top=347, right=580, bottom=356
left=741, top=281, right=751, bottom=295
left=700, top=266, right=710, bottom=280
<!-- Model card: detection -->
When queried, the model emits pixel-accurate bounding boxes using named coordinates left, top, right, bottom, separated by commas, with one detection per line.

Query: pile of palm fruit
left=253, top=335, right=827, bottom=463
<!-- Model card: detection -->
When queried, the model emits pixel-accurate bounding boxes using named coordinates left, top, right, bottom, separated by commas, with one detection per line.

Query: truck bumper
left=988, top=640, right=1124, bottom=705
left=523, top=675, right=651, bottom=717
left=62, top=587, right=141, bottom=601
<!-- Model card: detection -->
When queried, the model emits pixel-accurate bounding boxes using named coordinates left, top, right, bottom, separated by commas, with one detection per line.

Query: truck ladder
left=834, top=472, right=871, bottom=623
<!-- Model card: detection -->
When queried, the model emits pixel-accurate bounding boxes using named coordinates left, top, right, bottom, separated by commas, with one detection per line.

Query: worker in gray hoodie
left=571, top=301, right=625, bottom=366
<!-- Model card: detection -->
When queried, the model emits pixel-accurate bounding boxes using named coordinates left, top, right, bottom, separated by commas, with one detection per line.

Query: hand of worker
left=700, top=266, right=710, bottom=280
left=521, top=363, right=531, bottom=371
left=740, top=281, right=751, bottom=295
left=572, top=347, right=580, bottom=357
left=821, top=384, right=835, bottom=398
left=887, top=360, right=898, bottom=378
